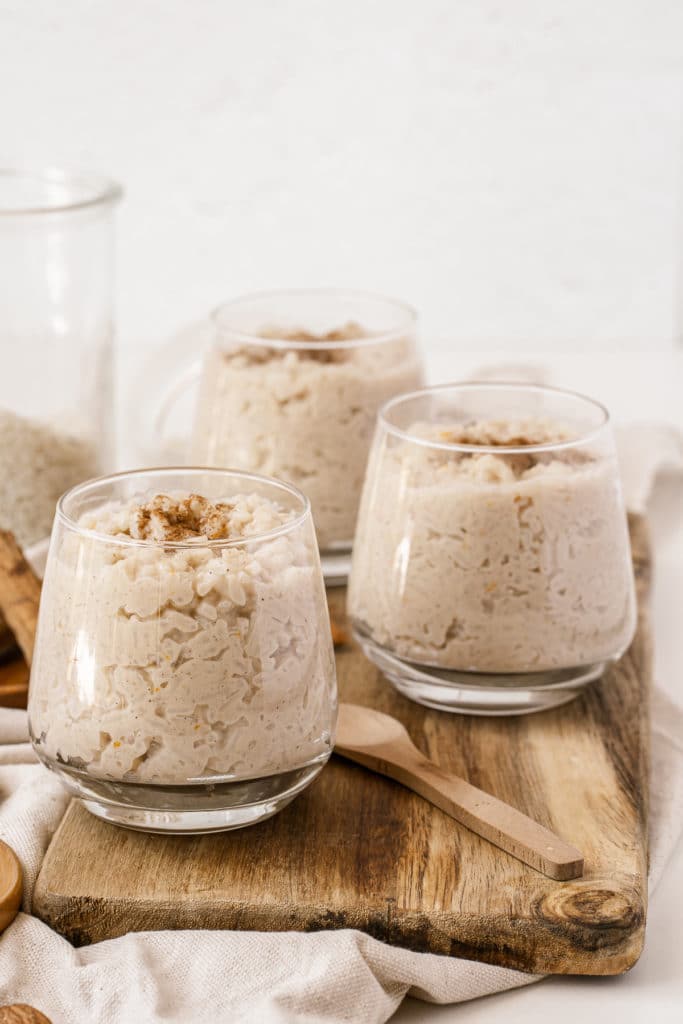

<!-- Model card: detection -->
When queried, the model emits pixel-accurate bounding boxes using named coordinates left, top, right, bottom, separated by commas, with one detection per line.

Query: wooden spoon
left=335, top=703, right=584, bottom=880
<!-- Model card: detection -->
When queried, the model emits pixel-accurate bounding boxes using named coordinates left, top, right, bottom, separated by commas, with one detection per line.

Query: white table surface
left=388, top=351, right=683, bottom=1022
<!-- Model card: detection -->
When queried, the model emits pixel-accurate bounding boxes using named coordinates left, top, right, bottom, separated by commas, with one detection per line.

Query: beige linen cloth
left=0, top=424, right=682, bottom=1024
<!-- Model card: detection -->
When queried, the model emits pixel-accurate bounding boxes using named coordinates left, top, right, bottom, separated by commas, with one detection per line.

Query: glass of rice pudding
left=28, top=467, right=337, bottom=833
left=348, top=383, right=636, bottom=715
left=191, top=290, right=424, bottom=584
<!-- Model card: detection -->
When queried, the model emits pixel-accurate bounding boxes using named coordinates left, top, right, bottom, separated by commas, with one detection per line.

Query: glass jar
left=348, top=383, right=637, bottom=715
left=28, top=467, right=337, bottom=833
left=0, top=167, right=122, bottom=548
left=191, top=290, right=424, bottom=583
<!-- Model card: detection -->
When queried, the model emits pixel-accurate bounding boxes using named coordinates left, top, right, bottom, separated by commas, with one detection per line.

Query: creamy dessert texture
left=348, top=418, right=636, bottom=673
left=192, top=323, right=423, bottom=549
left=29, top=492, right=336, bottom=784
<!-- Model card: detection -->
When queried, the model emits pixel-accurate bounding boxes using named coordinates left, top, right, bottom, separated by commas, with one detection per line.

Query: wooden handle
left=344, top=744, right=584, bottom=880
left=0, top=1007, right=52, bottom=1024
left=0, top=839, right=23, bottom=933
left=0, top=531, right=42, bottom=667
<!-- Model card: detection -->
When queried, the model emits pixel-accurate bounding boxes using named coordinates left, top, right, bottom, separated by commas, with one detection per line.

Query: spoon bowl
left=336, top=702, right=410, bottom=749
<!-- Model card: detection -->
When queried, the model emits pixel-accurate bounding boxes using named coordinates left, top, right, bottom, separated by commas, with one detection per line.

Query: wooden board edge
left=31, top=879, right=647, bottom=976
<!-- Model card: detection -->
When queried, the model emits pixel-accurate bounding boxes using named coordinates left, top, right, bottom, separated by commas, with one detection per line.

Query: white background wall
left=3, top=0, right=683, bottom=374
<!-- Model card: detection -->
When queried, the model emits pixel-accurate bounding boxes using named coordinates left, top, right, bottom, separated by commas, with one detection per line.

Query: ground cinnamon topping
left=437, top=419, right=573, bottom=448
left=226, top=321, right=369, bottom=365
left=432, top=419, right=581, bottom=475
left=129, top=494, right=236, bottom=542
left=260, top=321, right=367, bottom=344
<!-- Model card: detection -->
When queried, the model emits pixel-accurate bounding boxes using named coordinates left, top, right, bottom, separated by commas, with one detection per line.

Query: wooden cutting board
left=0, top=655, right=29, bottom=709
left=31, top=515, right=651, bottom=975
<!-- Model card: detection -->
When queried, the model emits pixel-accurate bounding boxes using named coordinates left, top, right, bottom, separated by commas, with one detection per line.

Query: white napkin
left=0, top=427, right=681, bottom=1024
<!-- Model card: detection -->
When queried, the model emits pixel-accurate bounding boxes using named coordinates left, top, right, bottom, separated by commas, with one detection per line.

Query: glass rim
left=0, top=166, right=123, bottom=217
left=211, top=288, right=418, bottom=351
left=56, top=466, right=312, bottom=549
left=378, top=381, right=611, bottom=455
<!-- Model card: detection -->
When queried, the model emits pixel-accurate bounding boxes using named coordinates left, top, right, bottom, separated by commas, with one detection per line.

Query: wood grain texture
left=0, top=531, right=41, bottom=667
left=0, top=840, right=23, bottom=933
left=0, top=1007, right=52, bottom=1024
left=32, top=515, right=651, bottom=975
left=0, top=656, right=28, bottom=710
left=335, top=704, right=585, bottom=879
left=0, top=623, right=17, bottom=660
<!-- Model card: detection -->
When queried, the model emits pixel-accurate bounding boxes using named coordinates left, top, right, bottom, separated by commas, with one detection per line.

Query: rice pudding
left=348, top=416, right=636, bottom=674
left=29, top=489, right=337, bottom=785
left=192, top=320, right=423, bottom=550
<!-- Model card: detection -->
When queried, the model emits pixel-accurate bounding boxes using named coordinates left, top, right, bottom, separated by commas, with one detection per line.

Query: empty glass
left=28, top=467, right=337, bottom=833
left=348, top=383, right=636, bottom=714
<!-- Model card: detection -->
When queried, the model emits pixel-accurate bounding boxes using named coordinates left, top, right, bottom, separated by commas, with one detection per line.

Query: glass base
left=320, top=545, right=352, bottom=587
left=36, top=753, right=328, bottom=834
left=353, top=629, right=609, bottom=716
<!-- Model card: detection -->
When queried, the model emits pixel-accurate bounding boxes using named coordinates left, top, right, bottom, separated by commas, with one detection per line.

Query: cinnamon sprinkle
left=434, top=419, right=586, bottom=475
left=129, top=494, right=236, bottom=542
left=437, top=419, right=573, bottom=448
left=227, top=321, right=369, bottom=365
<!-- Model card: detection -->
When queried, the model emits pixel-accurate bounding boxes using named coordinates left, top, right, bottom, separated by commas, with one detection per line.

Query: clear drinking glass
left=348, top=383, right=637, bottom=715
left=0, top=167, right=122, bottom=548
left=28, top=467, right=337, bottom=833
left=191, top=290, right=424, bottom=584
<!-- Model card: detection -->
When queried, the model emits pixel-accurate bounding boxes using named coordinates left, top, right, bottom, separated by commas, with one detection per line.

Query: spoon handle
left=336, top=743, right=584, bottom=880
